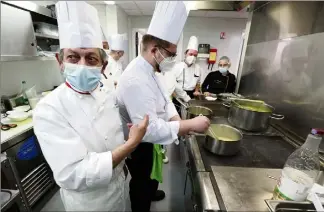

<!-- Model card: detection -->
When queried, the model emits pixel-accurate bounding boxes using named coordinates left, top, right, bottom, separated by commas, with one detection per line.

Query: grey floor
left=41, top=143, right=186, bottom=212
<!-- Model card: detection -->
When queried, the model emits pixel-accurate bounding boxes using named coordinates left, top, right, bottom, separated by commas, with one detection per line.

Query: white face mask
left=154, top=49, right=176, bottom=73
left=185, top=55, right=196, bottom=65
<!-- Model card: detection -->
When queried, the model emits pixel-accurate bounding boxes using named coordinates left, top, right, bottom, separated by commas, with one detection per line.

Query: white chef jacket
left=156, top=71, right=191, bottom=102
left=174, top=62, right=202, bottom=91
left=103, top=55, right=123, bottom=83
left=116, top=55, right=179, bottom=145
left=33, top=79, right=128, bottom=211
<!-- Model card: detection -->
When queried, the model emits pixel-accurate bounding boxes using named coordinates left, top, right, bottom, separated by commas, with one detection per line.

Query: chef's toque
left=187, top=36, right=199, bottom=51
left=56, top=1, right=102, bottom=49
left=108, top=34, right=128, bottom=51
left=147, top=1, right=189, bottom=45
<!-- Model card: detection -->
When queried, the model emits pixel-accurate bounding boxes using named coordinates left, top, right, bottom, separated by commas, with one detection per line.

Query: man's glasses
left=156, top=45, right=177, bottom=59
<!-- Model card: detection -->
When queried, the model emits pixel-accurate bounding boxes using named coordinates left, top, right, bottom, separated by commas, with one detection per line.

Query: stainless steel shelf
left=1, top=56, right=56, bottom=62
left=35, top=33, right=59, bottom=40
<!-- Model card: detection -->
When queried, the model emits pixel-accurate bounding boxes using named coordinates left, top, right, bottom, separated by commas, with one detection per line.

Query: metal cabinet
left=2, top=130, right=55, bottom=211
left=1, top=3, right=37, bottom=58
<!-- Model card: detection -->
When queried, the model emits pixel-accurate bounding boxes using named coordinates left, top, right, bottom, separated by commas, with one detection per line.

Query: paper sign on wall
left=220, top=32, right=226, bottom=39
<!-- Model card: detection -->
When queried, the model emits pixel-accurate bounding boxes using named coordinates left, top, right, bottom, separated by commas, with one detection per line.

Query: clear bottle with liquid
left=273, top=129, right=324, bottom=201
left=15, top=81, right=29, bottom=105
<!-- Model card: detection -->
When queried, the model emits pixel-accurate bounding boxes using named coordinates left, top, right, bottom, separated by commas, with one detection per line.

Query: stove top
left=196, top=134, right=295, bottom=171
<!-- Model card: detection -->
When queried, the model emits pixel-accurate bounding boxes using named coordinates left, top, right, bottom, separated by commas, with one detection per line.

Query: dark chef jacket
left=201, top=70, right=236, bottom=94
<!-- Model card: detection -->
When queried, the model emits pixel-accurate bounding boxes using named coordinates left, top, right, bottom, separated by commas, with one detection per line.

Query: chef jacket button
left=105, top=136, right=108, bottom=140
left=93, top=116, right=96, bottom=120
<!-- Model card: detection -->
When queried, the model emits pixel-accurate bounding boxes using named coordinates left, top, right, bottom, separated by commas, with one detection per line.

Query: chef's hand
left=193, top=91, right=201, bottom=96
left=127, top=115, right=149, bottom=147
left=204, top=92, right=211, bottom=97
left=190, top=116, right=210, bottom=133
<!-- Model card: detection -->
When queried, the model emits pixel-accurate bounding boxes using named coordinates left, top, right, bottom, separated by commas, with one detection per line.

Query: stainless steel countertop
left=211, top=166, right=280, bottom=211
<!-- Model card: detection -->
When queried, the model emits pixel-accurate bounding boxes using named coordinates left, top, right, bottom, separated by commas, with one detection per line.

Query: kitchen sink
left=265, top=200, right=318, bottom=212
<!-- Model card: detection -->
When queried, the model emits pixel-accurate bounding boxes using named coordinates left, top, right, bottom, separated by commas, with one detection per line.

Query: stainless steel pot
left=223, top=99, right=284, bottom=131
left=204, top=124, right=242, bottom=156
left=176, top=98, right=213, bottom=119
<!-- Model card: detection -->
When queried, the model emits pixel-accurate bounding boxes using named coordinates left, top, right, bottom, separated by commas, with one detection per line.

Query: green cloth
left=150, top=144, right=164, bottom=183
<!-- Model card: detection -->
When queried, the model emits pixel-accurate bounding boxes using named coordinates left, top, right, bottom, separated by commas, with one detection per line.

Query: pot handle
left=270, top=113, right=285, bottom=120
left=222, top=102, right=231, bottom=108
left=176, top=97, right=188, bottom=109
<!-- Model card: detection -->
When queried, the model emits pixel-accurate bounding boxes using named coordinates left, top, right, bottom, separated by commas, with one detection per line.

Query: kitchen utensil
left=28, top=96, right=41, bottom=109
left=1, top=122, right=17, bottom=131
left=223, top=99, right=284, bottom=131
left=204, top=124, right=243, bottom=156
left=13, top=105, right=31, bottom=112
left=25, top=85, right=37, bottom=99
left=7, top=111, right=29, bottom=122
left=176, top=97, right=213, bottom=119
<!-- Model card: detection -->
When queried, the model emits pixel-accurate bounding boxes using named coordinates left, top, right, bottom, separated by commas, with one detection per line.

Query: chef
left=156, top=71, right=191, bottom=102
left=174, top=36, right=202, bottom=98
left=103, top=34, right=127, bottom=85
left=202, top=56, right=236, bottom=95
left=116, top=2, right=210, bottom=211
left=33, top=2, right=148, bottom=211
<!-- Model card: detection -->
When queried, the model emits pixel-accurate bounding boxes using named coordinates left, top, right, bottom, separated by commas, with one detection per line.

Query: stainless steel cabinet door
left=1, top=3, right=37, bottom=57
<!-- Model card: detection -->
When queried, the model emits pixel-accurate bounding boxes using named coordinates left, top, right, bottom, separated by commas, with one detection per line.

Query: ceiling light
left=104, top=1, right=115, bottom=5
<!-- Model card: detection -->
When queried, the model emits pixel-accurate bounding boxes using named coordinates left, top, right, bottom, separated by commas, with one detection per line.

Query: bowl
left=7, top=111, right=29, bottom=122
left=13, top=105, right=31, bottom=112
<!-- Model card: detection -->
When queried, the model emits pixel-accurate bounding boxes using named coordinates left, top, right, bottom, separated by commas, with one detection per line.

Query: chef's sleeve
left=33, top=103, right=114, bottom=192
left=174, top=83, right=191, bottom=102
left=119, top=79, right=180, bottom=145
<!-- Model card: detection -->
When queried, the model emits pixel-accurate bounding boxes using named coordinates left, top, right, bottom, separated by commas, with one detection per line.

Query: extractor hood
left=187, top=1, right=252, bottom=12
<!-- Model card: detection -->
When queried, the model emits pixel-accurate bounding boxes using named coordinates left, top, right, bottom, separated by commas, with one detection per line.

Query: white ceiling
left=89, top=1, right=249, bottom=18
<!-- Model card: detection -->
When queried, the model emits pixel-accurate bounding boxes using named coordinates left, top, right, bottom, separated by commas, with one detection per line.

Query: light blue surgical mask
left=219, top=67, right=228, bottom=74
left=63, top=62, right=102, bottom=92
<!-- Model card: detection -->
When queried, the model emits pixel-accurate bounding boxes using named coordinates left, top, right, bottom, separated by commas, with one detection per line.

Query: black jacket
left=202, top=71, right=236, bottom=94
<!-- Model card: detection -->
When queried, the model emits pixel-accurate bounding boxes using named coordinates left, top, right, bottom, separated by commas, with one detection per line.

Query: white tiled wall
left=0, top=60, right=62, bottom=96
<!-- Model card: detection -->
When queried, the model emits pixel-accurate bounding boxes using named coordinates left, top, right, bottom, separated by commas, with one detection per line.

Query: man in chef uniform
left=103, top=34, right=127, bottom=85
left=33, top=2, right=149, bottom=211
left=174, top=36, right=202, bottom=98
left=117, top=1, right=210, bottom=211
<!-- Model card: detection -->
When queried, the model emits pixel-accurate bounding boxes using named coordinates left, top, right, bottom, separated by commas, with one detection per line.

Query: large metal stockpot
left=204, top=124, right=243, bottom=156
left=224, top=99, right=284, bottom=131
left=176, top=98, right=213, bottom=119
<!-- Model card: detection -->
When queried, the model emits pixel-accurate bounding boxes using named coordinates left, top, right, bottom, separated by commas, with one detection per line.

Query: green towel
left=150, top=144, right=164, bottom=183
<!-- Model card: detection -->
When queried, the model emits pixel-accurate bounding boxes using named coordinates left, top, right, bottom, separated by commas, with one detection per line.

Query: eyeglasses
left=156, top=45, right=177, bottom=59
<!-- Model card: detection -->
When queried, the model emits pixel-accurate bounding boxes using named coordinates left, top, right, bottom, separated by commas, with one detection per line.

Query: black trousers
left=185, top=90, right=195, bottom=99
left=126, top=142, right=159, bottom=212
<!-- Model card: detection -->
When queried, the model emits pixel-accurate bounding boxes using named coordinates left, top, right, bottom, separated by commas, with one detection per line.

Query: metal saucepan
left=176, top=98, right=213, bottom=119
left=223, top=99, right=284, bottom=131
left=204, top=124, right=242, bottom=156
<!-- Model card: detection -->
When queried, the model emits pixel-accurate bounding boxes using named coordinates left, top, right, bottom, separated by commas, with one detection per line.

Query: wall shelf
left=35, top=33, right=58, bottom=40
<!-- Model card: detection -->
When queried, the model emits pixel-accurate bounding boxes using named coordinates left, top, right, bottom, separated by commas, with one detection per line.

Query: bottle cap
left=311, top=129, right=324, bottom=135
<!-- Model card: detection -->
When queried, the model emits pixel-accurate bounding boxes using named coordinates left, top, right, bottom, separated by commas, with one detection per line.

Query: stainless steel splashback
left=239, top=1, right=324, bottom=139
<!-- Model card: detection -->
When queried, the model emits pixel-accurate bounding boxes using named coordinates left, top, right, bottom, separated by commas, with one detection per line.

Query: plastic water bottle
left=273, top=129, right=324, bottom=201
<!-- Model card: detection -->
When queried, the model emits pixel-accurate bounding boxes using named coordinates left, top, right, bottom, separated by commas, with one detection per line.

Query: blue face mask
left=219, top=67, right=228, bottom=74
left=63, top=62, right=102, bottom=92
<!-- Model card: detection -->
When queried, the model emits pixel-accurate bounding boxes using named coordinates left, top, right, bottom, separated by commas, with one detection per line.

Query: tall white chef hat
left=101, top=27, right=108, bottom=42
left=108, top=34, right=128, bottom=51
left=56, top=1, right=102, bottom=49
left=187, top=36, right=199, bottom=51
left=147, top=1, right=189, bottom=45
